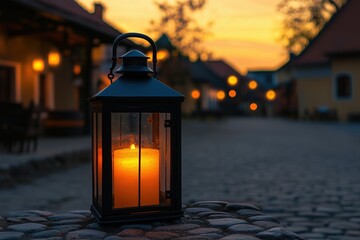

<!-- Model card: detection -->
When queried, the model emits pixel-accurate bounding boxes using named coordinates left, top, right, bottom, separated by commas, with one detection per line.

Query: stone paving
left=181, top=118, right=360, bottom=240
left=0, top=201, right=304, bottom=240
left=0, top=118, right=360, bottom=240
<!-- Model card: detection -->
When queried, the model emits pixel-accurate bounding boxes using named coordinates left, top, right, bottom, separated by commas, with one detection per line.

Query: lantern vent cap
left=115, top=50, right=153, bottom=74
left=120, top=50, right=149, bottom=59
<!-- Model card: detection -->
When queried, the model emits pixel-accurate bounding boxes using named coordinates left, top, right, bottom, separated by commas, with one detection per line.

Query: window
left=0, top=65, right=15, bottom=102
left=335, top=74, right=352, bottom=99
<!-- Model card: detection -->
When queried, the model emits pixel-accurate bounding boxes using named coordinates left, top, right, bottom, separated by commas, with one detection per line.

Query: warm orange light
left=227, top=75, right=238, bottom=86
left=266, top=90, right=276, bottom=101
left=32, top=59, right=44, bottom=72
left=189, top=52, right=198, bottom=62
left=191, top=90, right=201, bottom=99
left=113, top=147, right=159, bottom=208
left=48, top=51, right=61, bottom=67
left=250, top=103, right=258, bottom=111
left=228, top=89, right=237, bottom=98
left=200, top=53, right=208, bottom=61
left=73, top=64, right=81, bottom=75
left=146, top=51, right=152, bottom=60
left=157, top=49, right=169, bottom=61
left=130, top=144, right=136, bottom=150
left=248, top=80, right=258, bottom=90
left=217, top=90, right=226, bottom=100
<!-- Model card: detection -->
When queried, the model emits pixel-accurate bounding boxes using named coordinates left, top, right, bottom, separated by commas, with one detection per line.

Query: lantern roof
left=91, top=77, right=184, bottom=101
left=120, top=50, right=149, bottom=59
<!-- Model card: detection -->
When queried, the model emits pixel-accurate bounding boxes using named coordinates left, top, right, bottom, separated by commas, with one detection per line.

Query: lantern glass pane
left=111, top=112, right=172, bottom=209
left=97, top=113, right=102, bottom=206
left=159, top=113, right=171, bottom=206
left=92, top=113, right=97, bottom=200
left=112, top=113, right=140, bottom=209
left=140, top=113, right=160, bottom=206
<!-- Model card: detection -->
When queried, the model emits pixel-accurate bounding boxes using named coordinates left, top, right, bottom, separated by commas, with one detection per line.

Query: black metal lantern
left=90, top=33, right=184, bottom=223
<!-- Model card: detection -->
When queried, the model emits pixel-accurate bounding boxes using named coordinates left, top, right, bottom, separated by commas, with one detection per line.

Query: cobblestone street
left=1, top=118, right=360, bottom=239
left=182, top=118, right=360, bottom=239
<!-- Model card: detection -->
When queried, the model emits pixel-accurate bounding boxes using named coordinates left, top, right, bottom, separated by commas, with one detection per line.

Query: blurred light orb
left=73, top=64, right=82, bottom=75
left=200, top=53, right=208, bottom=61
left=248, top=80, right=258, bottom=90
left=191, top=89, right=201, bottom=99
left=189, top=52, right=198, bottom=62
left=250, top=103, right=258, bottom=111
left=227, top=75, right=238, bottom=86
left=266, top=90, right=276, bottom=101
left=32, top=58, right=44, bottom=72
left=48, top=51, right=61, bottom=67
left=228, top=89, right=236, bottom=98
left=217, top=90, right=226, bottom=100
left=157, top=50, right=169, bottom=61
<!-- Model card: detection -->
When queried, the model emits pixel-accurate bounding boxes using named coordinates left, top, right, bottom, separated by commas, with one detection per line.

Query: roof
left=155, top=34, right=177, bottom=51
left=92, top=76, right=184, bottom=100
left=204, top=60, right=244, bottom=79
left=9, top=0, right=134, bottom=45
left=294, top=0, right=360, bottom=66
left=188, top=61, right=226, bottom=88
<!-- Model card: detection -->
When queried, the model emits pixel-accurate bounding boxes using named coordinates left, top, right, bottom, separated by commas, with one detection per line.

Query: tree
left=278, top=0, right=347, bottom=54
left=149, top=0, right=211, bottom=59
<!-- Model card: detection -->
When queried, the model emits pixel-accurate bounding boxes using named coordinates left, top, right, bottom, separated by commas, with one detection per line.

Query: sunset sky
left=77, top=0, right=288, bottom=73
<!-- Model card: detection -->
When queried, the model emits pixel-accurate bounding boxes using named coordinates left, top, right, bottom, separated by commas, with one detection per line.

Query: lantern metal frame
left=89, top=33, right=184, bottom=224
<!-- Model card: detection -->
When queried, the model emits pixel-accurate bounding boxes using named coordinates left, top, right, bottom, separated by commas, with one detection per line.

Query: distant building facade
left=276, top=0, right=360, bottom=121
left=0, top=0, right=135, bottom=133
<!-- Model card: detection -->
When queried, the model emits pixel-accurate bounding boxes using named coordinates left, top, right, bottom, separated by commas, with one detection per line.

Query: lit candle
left=113, top=144, right=159, bottom=208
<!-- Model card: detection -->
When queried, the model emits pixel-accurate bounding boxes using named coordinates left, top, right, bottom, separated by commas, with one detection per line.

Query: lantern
left=89, top=33, right=184, bottom=223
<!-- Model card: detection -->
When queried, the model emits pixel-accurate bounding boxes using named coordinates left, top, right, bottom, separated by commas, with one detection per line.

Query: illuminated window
left=335, top=74, right=352, bottom=99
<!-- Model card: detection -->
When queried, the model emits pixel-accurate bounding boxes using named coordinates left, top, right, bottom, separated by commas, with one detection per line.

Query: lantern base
left=90, top=204, right=183, bottom=224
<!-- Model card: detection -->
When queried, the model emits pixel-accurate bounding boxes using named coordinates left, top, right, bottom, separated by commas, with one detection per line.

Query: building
left=276, top=0, right=360, bottom=121
left=0, top=0, right=136, bottom=134
left=204, top=60, right=247, bottom=114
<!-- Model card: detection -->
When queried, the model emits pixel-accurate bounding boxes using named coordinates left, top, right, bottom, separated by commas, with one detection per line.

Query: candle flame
left=130, top=144, right=136, bottom=150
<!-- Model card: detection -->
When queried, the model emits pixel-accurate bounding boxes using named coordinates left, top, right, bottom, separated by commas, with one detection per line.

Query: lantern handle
left=108, top=32, right=157, bottom=83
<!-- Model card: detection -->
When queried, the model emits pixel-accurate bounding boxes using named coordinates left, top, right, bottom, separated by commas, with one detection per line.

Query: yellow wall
left=297, top=76, right=332, bottom=118
left=0, top=34, right=77, bottom=110
left=331, top=58, right=360, bottom=121
left=296, top=57, right=360, bottom=121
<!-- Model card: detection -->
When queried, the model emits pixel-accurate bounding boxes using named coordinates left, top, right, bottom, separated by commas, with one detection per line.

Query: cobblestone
left=220, top=235, right=260, bottom=240
left=31, top=230, right=62, bottom=238
left=227, top=224, right=264, bottom=234
left=0, top=203, right=303, bottom=240
left=207, top=218, right=247, bottom=228
left=0, top=231, right=25, bottom=240
left=6, top=223, right=47, bottom=233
